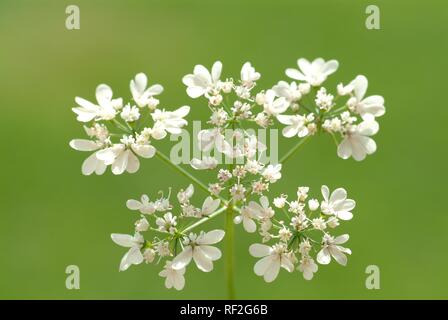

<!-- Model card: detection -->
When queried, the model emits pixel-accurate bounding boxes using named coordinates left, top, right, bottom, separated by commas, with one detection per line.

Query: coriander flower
left=317, top=234, right=351, bottom=266
left=182, top=61, right=222, bottom=98
left=177, top=184, right=194, bottom=204
left=190, top=156, right=218, bottom=170
left=198, top=128, right=232, bottom=156
left=272, top=81, right=302, bottom=107
left=337, top=115, right=379, bottom=161
left=348, top=75, right=385, bottom=119
left=96, top=135, right=156, bottom=175
left=234, top=206, right=258, bottom=233
left=262, top=164, right=282, bottom=183
left=240, top=62, right=260, bottom=88
left=69, top=139, right=107, bottom=175
left=130, top=73, right=163, bottom=108
left=159, top=261, right=186, bottom=291
left=120, top=104, right=140, bottom=122
left=200, top=197, right=221, bottom=216
left=249, top=243, right=294, bottom=282
left=126, top=194, right=156, bottom=214
left=111, top=233, right=144, bottom=271
left=172, top=230, right=225, bottom=272
left=298, top=257, right=318, bottom=280
left=263, top=90, right=288, bottom=116
left=286, top=58, right=339, bottom=86
left=72, top=84, right=122, bottom=122
left=320, top=185, right=356, bottom=220
left=156, top=212, right=177, bottom=233
left=151, top=105, right=190, bottom=136
left=277, top=114, right=309, bottom=138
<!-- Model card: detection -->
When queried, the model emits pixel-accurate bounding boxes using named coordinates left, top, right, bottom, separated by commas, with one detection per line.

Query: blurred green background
left=0, top=0, right=447, bottom=299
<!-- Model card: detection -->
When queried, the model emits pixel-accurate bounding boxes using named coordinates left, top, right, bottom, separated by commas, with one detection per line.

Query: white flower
left=159, top=261, right=186, bottom=291
left=111, top=233, right=144, bottom=271
left=69, top=139, right=108, bottom=175
left=230, top=184, right=246, bottom=201
left=156, top=212, right=177, bottom=233
left=157, top=241, right=171, bottom=257
left=200, top=197, right=221, bottom=216
left=130, top=73, right=163, bottom=108
left=312, top=217, right=327, bottom=231
left=273, top=195, right=287, bottom=208
left=317, top=234, right=351, bottom=266
left=272, top=81, right=302, bottom=106
left=348, top=75, right=385, bottom=119
left=151, top=105, right=190, bottom=136
left=126, top=194, right=156, bottom=214
left=190, top=156, right=218, bottom=170
left=72, top=84, right=122, bottom=122
left=286, top=58, right=339, bottom=86
left=171, top=230, right=225, bottom=272
left=240, top=62, right=260, bottom=88
left=143, top=248, right=156, bottom=263
left=308, top=199, right=320, bottom=211
left=135, top=217, right=149, bottom=232
left=337, top=115, right=379, bottom=161
left=182, top=61, right=222, bottom=98
left=249, top=243, right=294, bottom=282
left=177, top=184, right=194, bottom=204
left=298, top=257, right=318, bottom=280
left=197, top=128, right=232, bottom=156
left=320, top=185, right=355, bottom=220
left=262, top=164, right=282, bottom=183
left=120, top=104, right=140, bottom=122
left=278, top=227, right=292, bottom=242
left=263, top=90, right=288, bottom=116
left=315, top=87, right=334, bottom=111
left=246, top=196, right=274, bottom=220
left=234, top=206, right=257, bottom=233
left=277, top=114, right=309, bottom=138
left=96, top=135, right=156, bottom=175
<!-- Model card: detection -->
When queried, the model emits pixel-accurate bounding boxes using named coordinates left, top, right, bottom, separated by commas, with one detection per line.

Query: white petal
left=249, top=244, right=271, bottom=258
left=286, top=68, right=306, bottom=81
left=197, top=229, right=225, bottom=245
left=243, top=217, right=256, bottom=233
left=95, top=84, right=113, bottom=107
left=200, top=245, right=222, bottom=261
left=171, top=246, right=193, bottom=270
left=321, top=60, right=339, bottom=76
left=321, top=185, right=330, bottom=202
left=276, top=115, right=295, bottom=125
left=254, top=255, right=273, bottom=276
left=111, top=150, right=128, bottom=175
left=111, top=234, right=135, bottom=247
left=193, top=247, right=213, bottom=272
left=146, top=84, right=163, bottom=96
left=351, top=75, right=368, bottom=101
left=81, top=153, right=101, bottom=175
left=132, top=144, right=156, bottom=158
left=173, top=273, right=185, bottom=290
left=126, top=199, right=142, bottom=210
left=330, top=188, right=347, bottom=204
left=334, top=234, right=349, bottom=244
left=337, top=138, right=352, bottom=160
left=201, top=197, right=220, bottom=215
left=70, top=139, right=99, bottom=151
left=317, top=248, right=331, bottom=265
left=211, top=61, right=222, bottom=83
left=329, top=247, right=347, bottom=266
left=263, top=259, right=281, bottom=282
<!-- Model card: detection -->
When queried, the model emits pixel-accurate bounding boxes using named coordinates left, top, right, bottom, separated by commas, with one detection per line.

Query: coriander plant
left=70, top=58, right=385, bottom=298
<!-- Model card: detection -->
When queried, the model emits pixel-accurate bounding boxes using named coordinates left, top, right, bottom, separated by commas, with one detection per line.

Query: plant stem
left=155, top=150, right=211, bottom=195
left=225, top=202, right=235, bottom=299
left=280, top=135, right=311, bottom=164
left=182, top=206, right=227, bottom=233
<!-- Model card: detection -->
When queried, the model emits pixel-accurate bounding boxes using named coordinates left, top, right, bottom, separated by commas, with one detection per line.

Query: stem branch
left=280, top=135, right=311, bottom=164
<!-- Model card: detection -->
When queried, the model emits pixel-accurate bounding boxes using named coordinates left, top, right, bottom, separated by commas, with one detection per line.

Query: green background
left=1, top=0, right=447, bottom=299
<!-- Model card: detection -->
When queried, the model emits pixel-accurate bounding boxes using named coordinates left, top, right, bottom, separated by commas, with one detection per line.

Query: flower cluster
left=111, top=184, right=225, bottom=290
left=70, top=57, right=385, bottom=292
left=247, top=185, right=354, bottom=282
left=70, top=73, right=190, bottom=175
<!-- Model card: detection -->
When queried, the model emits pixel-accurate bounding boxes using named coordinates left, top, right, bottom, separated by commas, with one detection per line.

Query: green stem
left=225, top=203, right=235, bottom=299
left=280, top=135, right=311, bottom=164
left=155, top=150, right=211, bottom=195
left=182, top=206, right=227, bottom=233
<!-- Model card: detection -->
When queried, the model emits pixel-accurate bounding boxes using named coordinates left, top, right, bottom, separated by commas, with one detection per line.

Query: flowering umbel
left=70, top=58, right=385, bottom=292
